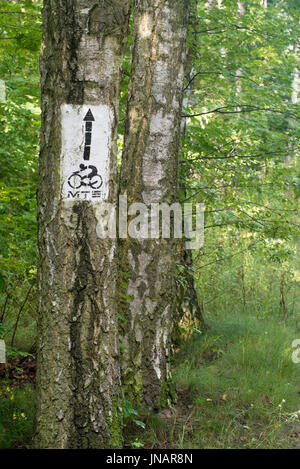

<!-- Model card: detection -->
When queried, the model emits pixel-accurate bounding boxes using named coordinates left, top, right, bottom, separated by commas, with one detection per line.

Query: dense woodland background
left=0, top=0, right=300, bottom=449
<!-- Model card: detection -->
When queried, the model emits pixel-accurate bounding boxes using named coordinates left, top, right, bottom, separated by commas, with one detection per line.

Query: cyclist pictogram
left=68, top=164, right=103, bottom=190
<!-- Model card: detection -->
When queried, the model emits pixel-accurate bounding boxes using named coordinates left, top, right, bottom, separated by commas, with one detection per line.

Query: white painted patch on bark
left=60, top=104, right=113, bottom=202
left=139, top=13, right=152, bottom=38
left=142, top=159, right=164, bottom=187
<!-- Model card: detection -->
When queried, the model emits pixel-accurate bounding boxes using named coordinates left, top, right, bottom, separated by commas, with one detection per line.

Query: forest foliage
left=0, top=0, right=299, bottom=449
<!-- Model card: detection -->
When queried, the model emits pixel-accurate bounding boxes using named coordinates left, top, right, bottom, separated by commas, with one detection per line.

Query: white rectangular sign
left=60, top=104, right=113, bottom=201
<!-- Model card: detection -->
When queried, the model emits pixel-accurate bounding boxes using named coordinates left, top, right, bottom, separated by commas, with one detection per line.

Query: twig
left=11, top=282, right=34, bottom=348
left=183, top=105, right=296, bottom=118
left=197, top=241, right=261, bottom=270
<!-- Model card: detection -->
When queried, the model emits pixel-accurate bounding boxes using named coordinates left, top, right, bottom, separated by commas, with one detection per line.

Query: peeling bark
left=119, top=0, right=190, bottom=410
left=36, top=0, right=130, bottom=449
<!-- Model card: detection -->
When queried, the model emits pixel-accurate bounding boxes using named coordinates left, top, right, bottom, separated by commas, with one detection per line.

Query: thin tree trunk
left=119, top=0, right=190, bottom=410
left=36, top=0, right=130, bottom=449
left=286, top=41, right=299, bottom=165
left=11, top=282, right=34, bottom=348
left=235, top=2, right=245, bottom=112
left=175, top=0, right=205, bottom=339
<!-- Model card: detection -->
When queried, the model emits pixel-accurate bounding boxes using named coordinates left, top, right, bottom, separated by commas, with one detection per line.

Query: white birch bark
left=119, top=0, right=190, bottom=410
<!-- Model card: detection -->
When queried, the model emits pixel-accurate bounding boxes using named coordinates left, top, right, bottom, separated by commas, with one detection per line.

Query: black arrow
left=83, top=109, right=95, bottom=160
left=83, top=109, right=95, bottom=122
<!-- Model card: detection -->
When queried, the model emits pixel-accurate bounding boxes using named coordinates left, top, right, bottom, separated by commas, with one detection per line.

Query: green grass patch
left=0, top=381, right=35, bottom=449
left=139, top=309, right=300, bottom=449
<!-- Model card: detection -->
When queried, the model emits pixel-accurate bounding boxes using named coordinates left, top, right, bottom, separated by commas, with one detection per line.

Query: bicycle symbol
left=68, top=164, right=103, bottom=190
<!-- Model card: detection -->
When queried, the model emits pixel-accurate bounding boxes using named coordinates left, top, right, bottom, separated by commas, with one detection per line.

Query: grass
left=0, top=381, right=35, bottom=449
left=136, top=308, right=300, bottom=449
left=1, top=299, right=300, bottom=449
left=1, top=308, right=300, bottom=449
left=1, top=239, right=299, bottom=449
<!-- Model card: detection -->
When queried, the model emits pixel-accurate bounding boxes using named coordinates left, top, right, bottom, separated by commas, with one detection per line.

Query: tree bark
left=36, top=0, right=130, bottom=449
left=119, top=0, right=190, bottom=410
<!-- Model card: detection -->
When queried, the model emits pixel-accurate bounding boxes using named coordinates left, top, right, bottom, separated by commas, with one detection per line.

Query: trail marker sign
left=60, top=104, right=113, bottom=201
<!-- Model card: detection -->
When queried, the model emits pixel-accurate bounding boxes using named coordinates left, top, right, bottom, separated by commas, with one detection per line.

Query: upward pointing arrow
left=83, top=109, right=95, bottom=161
left=83, top=108, right=95, bottom=121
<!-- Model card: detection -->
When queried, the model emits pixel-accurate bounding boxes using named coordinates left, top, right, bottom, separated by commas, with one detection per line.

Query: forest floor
left=125, top=309, right=300, bottom=449
left=0, top=307, right=300, bottom=449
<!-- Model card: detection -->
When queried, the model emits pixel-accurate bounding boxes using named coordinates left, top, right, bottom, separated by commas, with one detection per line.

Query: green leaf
left=134, top=420, right=145, bottom=429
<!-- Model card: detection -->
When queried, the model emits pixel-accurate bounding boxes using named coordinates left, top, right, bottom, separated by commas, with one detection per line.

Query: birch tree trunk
left=235, top=2, right=245, bottom=112
left=119, top=0, right=190, bottom=410
left=36, top=0, right=130, bottom=449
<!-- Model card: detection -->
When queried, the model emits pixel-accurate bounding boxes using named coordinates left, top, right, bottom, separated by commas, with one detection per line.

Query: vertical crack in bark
left=70, top=203, right=93, bottom=447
